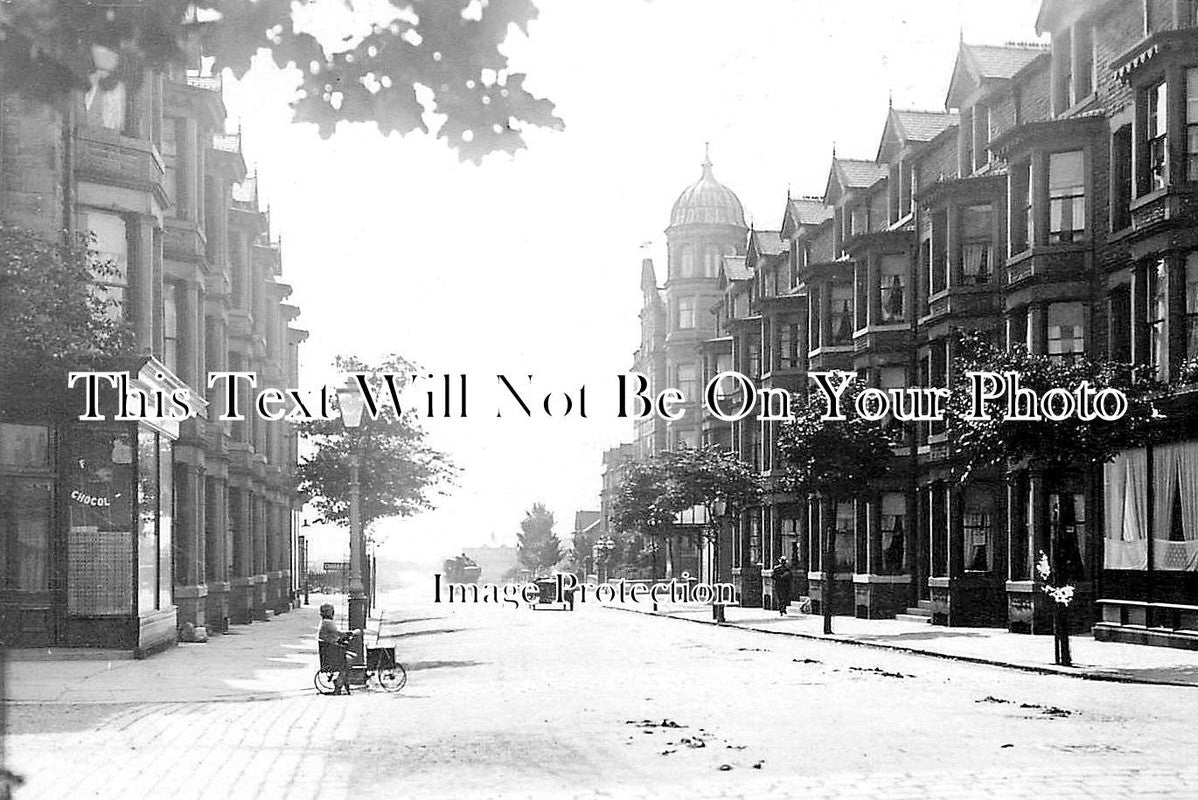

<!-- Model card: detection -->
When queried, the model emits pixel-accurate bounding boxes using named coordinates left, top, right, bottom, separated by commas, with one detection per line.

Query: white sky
left=219, top=0, right=1045, bottom=565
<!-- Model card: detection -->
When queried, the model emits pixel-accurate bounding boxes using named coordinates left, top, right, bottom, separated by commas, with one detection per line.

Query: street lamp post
left=336, top=381, right=368, bottom=681
left=711, top=499, right=727, bottom=622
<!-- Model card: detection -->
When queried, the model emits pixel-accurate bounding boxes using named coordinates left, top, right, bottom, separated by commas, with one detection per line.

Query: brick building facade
left=0, top=57, right=304, bottom=654
left=606, top=0, right=1198, bottom=650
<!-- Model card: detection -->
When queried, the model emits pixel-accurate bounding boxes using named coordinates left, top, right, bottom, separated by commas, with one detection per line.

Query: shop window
left=961, top=205, right=993, bottom=286
left=964, top=489, right=994, bottom=572
left=1149, top=260, right=1169, bottom=378
left=84, top=210, right=130, bottom=321
left=879, top=254, right=907, bottom=323
left=1047, top=302, right=1086, bottom=359
left=830, top=283, right=853, bottom=345
left=68, top=429, right=135, bottom=615
left=138, top=430, right=159, bottom=611
left=1188, top=69, right=1198, bottom=181
left=1146, top=81, right=1169, bottom=193
left=881, top=492, right=906, bottom=575
left=158, top=433, right=173, bottom=610
left=1049, top=150, right=1086, bottom=243
left=0, top=480, right=51, bottom=592
left=677, top=296, right=696, bottom=330
left=1186, top=253, right=1198, bottom=363
left=0, top=423, right=49, bottom=470
left=1010, top=161, right=1032, bottom=254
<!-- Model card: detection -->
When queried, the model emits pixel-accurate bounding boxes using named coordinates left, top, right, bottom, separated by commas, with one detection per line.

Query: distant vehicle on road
left=442, top=553, right=482, bottom=584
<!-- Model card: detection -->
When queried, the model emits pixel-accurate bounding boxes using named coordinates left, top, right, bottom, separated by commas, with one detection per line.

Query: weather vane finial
left=703, top=141, right=711, bottom=167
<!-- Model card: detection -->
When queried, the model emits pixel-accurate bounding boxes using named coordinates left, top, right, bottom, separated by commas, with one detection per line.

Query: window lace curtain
left=1154, top=443, right=1198, bottom=571
left=1104, top=448, right=1147, bottom=569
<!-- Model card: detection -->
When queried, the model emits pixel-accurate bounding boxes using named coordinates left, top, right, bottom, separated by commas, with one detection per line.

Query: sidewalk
left=613, top=604, right=1198, bottom=687
left=6, top=599, right=358, bottom=705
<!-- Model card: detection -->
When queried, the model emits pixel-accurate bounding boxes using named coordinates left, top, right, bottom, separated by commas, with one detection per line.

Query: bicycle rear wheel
left=376, top=661, right=407, bottom=693
left=314, top=669, right=340, bottom=695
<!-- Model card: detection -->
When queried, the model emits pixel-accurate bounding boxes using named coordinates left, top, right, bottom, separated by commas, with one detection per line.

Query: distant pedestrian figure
left=773, top=557, right=793, bottom=616
left=318, top=603, right=360, bottom=696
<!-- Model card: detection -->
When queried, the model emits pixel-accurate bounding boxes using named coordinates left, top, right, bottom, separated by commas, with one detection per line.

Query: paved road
left=8, top=600, right=1198, bottom=798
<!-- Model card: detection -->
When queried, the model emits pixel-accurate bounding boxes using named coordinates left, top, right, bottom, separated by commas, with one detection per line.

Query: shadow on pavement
left=848, top=631, right=989, bottom=643
left=388, top=628, right=464, bottom=639
left=403, top=660, right=485, bottom=672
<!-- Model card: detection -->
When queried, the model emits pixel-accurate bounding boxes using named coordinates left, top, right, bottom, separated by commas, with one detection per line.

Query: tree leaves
left=0, top=0, right=563, bottom=161
left=0, top=226, right=133, bottom=392
left=943, top=332, right=1166, bottom=479
left=516, top=502, right=561, bottom=572
left=295, top=354, right=457, bottom=533
left=610, top=445, right=761, bottom=545
left=775, top=383, right=897, bottom=500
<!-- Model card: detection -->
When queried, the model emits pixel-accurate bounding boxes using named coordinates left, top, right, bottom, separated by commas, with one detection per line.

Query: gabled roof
left=877, top=108, right=959, bottom=162
left=790, top=197, right=834, bottom=226
left=825, top=158, right=888, bottom=204
left=720, top=255, right=752, bottom=282
left=749, top=229, right=785, bottom=257
left=946, top=42, right=1050, bottom=108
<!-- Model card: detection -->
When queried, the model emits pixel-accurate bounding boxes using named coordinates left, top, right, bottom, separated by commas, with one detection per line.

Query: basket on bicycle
left=366, top=646, right=396, bottom=670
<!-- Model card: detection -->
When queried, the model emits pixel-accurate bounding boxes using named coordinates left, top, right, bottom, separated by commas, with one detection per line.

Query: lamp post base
left=348, top=592, right=368, bottom=684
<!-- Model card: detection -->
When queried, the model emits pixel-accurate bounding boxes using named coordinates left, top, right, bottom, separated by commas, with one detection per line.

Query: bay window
left=961, top=205, right=993, bottom=285
left=84, top=210, right=130, bottom=321
left=778, top=322, right=800, bottom=369
left=1188, top=69, right=1198, bottom=181
left=880, top=493, right=906, bottom=575
left=84, top=79, right=130, bottom=133
left=1146, top=81, right=1168, bottom=192
left=1049, top=150, right=1086, bottom=244
left=1149, top=259, right=1169, bottom=377
left=830, top=284, right=854, bottom=345
left=677, top=296, right=695, bottom=329
left=1010, top=161, right=1032, bottom=254
left=930, top=209, right=948, bottom=294
left=1047, top=302, right=1086, bottom=359
left=879, top=254, right=907, bottom=322
left=1187, top=253, right=1198, bottom=362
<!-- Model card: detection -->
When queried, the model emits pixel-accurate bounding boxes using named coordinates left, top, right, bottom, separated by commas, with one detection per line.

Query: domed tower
left=662, top=146, right=747, bottom=450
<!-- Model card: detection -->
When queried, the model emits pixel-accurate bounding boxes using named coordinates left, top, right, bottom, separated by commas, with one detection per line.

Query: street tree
left=0, top=0, right=564, bottom=162
left=0, top=225, right=131, bottom=399
left=610, top=445, right=760, bottom=580
left=517, top=502, right=561, bottom=574
left=296, top=354, right=456, bottom=532
left=776, top=379, right=898, bottom=633
left=944, top=333, right=1166, bottom=665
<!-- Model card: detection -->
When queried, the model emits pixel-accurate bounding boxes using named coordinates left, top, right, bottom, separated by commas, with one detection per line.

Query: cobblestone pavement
left=8, top=600, right=1198, bottom=799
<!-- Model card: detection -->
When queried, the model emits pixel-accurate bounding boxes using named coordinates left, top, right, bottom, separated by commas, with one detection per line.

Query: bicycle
left=314, top=635, right=407, bottom=694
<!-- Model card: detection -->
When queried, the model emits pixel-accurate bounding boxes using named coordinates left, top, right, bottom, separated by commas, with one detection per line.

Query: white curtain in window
left=1154, top=443, right=1198, bottom=571
left=1104, top=448, right=1147, bottom=569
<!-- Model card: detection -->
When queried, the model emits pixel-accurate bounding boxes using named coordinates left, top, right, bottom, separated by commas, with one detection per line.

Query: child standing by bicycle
left=318, top=603, right=360, bottom=696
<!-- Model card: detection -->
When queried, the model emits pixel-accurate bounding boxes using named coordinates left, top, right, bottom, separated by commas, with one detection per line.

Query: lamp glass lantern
left=336, top=380, right=366, bottom=430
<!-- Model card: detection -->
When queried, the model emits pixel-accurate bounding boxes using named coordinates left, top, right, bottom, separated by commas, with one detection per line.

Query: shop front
left=0, top=359, right=186, bottom=655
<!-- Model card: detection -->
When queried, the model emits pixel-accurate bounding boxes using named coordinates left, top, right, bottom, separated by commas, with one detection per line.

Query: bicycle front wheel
left=376, top=662, right=407, bottom=693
